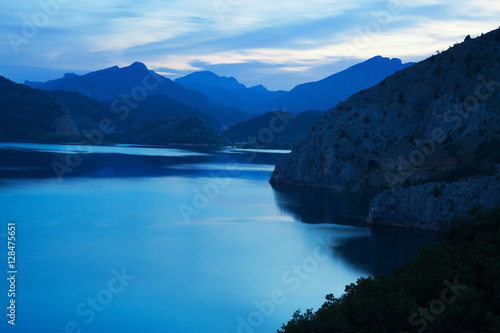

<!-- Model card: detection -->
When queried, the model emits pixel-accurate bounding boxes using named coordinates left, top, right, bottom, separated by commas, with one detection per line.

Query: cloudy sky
left=1, top=0, right=499, bottom=90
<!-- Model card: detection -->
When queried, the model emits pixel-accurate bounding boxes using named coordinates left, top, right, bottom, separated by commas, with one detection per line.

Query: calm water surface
left=0, top=143, right=440, bottom=333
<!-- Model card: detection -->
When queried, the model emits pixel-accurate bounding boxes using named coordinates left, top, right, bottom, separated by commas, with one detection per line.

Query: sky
left=1, top=0, right=499, bottom=91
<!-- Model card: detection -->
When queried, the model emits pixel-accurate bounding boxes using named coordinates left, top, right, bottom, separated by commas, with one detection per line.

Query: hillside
left=0, top=77, right=227, bottom=145
left=270, top=28, right=500, bottom=230
left=125, top=116, right=227, bottom=146
left=0, top=76, right=78, bottom=141
left=271, top=56, right=414, bottom=113
left=279, top=209, right=500, bottom=333
left=25, top=62, right=250, bottom=127
left=49, top=90, right=141, bottom=131
left=223, top=110, right=326, bottom=148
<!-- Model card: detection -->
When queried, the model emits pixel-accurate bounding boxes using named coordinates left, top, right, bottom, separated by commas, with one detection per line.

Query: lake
left=0, top=143, right=440, bottom=333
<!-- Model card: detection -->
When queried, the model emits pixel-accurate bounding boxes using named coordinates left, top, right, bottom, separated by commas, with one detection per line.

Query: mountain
left=175, top=71, right=246, bottom=91
left=50, top=89, right=222, bottom=130
left=271, top=56, right=414, bottom=113
left=25, top=62, right=250, bottom=127
left=0, top=76, right=78, bottom=141
left=175, top=71, right=286, bottom=115
left=48, top=90, right=141, bottom=131
left=270, top=28, right=500, bottom=230
left=223, top=110, right=326, bottom=148
left=125, top=116, right=227, bottom=146
left=176, top=57, right=413, bottom=115
left=0, top=77, right=225, bottom=145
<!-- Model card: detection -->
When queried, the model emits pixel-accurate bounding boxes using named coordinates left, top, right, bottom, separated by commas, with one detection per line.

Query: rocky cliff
left=367, top=175, right=500, bottom=231
left=270, top=28, right=500, bottom=230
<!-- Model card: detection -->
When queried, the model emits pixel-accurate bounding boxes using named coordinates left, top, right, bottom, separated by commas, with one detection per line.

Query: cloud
left=1, top=0, right=499, bottom=90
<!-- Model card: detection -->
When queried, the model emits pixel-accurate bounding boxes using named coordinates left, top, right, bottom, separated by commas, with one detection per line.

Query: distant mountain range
left=25, top=62, right=249, bottom=128
left=175, top=71, right=287, bottom=115
left=175, top=56, right=413, bottom=114
left=2, top=55, right=416, bottom=145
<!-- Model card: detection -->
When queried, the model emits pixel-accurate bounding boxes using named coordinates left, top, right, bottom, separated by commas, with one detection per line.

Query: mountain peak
left=249, top=84, right=269, bottom=93
left=175, top=71, right=246, bottom=91
left=127, top=62, right=148, bottom=70
left=367, top=55, right=403, bottom=64
left=190, top=71, right=220, bottom=79
left=63, top=72, right=79, bottom=79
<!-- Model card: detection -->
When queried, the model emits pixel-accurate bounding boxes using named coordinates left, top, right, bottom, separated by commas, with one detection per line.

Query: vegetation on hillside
left=279, top=209, right=500, bottom=332
left=125, top=116, right=227, bottom=145
left=0, top=76, right=72, bottom=141
left=223, top=110, right=326, bottom=149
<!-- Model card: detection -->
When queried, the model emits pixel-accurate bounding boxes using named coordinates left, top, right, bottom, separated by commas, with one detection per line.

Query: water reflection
left=271, top=183, right=371, bottom=226
left=271, top=183, right=442, bottom=275
left=333, top=226, right=442, bottom=275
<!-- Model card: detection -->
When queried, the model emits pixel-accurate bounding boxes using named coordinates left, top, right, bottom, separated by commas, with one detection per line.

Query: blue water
left=0, top=143, right=440, bottom=333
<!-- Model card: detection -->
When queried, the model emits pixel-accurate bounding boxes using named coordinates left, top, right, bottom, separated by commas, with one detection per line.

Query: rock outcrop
left=367, top=175, right=500, bottom=231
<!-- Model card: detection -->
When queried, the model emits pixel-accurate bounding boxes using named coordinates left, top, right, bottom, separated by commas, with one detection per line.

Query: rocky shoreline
left=367, top=175, right=500, bottom=231
left=270, top=174, right=500, bottom=232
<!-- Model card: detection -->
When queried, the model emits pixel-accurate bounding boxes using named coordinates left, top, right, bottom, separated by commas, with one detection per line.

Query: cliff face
left=367, top=175, right=500, bottom=231
left=270, top=28, right=500, bottom=230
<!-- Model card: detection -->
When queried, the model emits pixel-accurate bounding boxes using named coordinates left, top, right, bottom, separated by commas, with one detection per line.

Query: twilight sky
left=1, top=0, right=499, bottom=90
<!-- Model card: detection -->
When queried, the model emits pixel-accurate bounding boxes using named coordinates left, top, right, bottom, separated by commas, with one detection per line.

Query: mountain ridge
left=25, top=62, right=250, bottom=127
left=174, top=56, right=413, bottom=114
left=271, top=55, right=414, bottom=113
left=175, top=70, right=286, bottom=115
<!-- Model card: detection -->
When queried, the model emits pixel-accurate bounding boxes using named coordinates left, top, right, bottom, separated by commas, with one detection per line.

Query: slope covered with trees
left=279, top=209, right=500, bottom=333
left=0, top=76, right=78, bottom=141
